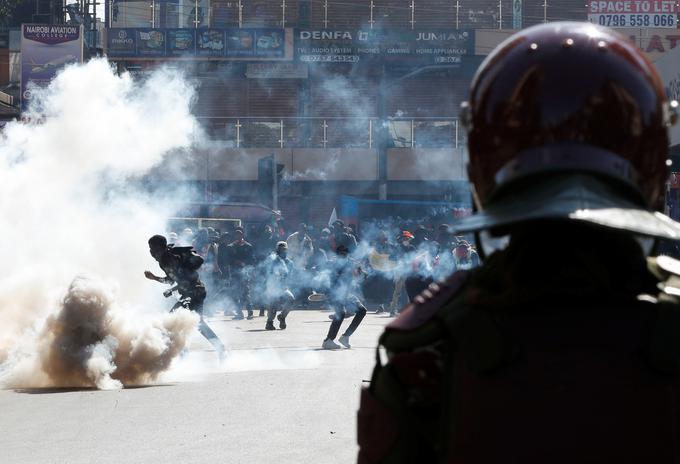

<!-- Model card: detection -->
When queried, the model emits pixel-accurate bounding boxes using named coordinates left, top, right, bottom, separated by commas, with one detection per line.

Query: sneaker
left=277, top=314, right=287, bottom=330
left=322, top=339, right=342, bottom=350
left=338, top=335, right=351, bottom=349
left=233, top=314, right=245, bottom=321
left=265, top=320, right=276, bottom=331
left=375, top=305, right=385, bottom=314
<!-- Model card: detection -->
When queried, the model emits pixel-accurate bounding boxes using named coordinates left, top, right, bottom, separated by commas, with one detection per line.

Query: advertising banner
left=167, top=29, right=195, bottom=56
left=587, top=0, right=678, bottom=28
left=294, top=29, right=473, bottom=65
left=106, top=27, right=286, bottom=60
left=107, top=28, right=136, bottom=56
left=21, top=24, right=83, bottom=112
left=197, top=29, right=225, bottom=57
left=137, top=29, right=166, bottom=56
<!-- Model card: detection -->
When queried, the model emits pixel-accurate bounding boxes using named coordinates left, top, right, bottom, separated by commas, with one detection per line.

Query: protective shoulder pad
left=387, top=270, right=470, bottom=331
left=648, top=255, right=680, bottom=301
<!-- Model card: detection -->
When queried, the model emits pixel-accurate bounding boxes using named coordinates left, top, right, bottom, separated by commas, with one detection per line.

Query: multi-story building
left=6, top=1, right=679, bottom=225
left=105, top=1, right=586, bottom=224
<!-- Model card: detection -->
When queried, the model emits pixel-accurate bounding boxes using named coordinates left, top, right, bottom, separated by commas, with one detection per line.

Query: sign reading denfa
left=299, top=31, right=354, bottom=40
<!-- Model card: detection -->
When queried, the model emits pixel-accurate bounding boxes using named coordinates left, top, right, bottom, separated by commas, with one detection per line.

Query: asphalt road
left=0, top=309, right=392, bottom=464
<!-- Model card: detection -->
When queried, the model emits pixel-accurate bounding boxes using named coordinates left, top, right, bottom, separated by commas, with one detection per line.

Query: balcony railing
left=196, top=116, right=464, bottom=149
left=109, top=0, right=587, bottom=30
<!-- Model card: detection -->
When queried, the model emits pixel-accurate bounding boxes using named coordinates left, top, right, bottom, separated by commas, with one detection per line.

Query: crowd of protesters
left=160, top=215, right=480, bottom=348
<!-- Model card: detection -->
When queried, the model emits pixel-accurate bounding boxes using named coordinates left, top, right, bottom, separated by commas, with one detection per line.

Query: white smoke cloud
left=0, top=59, right=201, bottom=389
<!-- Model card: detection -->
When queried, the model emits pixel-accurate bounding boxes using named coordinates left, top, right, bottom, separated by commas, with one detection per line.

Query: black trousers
left=326, top=301, right=367, bottom=340
left=231, top=274, right=252, bottom=315
left=170, top=288, right=224, bottom=353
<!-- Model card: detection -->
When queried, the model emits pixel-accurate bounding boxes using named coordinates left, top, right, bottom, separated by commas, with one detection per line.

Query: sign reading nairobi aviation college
left=21, top=24, right=84, bottom=112
left=294, top=29, right=473, bottom=65
left=587, top=1, right=679, bottom=28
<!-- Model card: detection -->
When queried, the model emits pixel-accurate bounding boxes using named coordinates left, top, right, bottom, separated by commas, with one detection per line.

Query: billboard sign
left=107, top=28, right=136, bottom=56
left=294, top=29, right=473, bottom=65
left=197, top=29, right=225, bottom=57
left=587, top=0, right=678, bottom=28
left=106, top=27, right=286, bottom=60
left=21, top=24, right=83, bottom=112
left=167, top=29, right=196, bottom=56
left=137, top=29, right=166, bottom=56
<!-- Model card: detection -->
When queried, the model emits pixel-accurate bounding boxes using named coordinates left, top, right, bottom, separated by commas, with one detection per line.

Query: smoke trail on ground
left=0, top=59, right=201, bottom=389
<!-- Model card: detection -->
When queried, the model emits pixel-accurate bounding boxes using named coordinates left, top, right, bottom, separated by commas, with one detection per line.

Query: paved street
left=0, top=309, right=391, bottom=464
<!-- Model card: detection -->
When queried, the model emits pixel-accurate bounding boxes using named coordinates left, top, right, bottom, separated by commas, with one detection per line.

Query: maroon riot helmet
left=455, top=22, right=680, bottom=239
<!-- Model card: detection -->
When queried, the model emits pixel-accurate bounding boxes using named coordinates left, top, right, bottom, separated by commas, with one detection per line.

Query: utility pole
left=498, top=0, right=502, bottom=29
left=455, top=0, right=460, bottom=29
left=543, top=0, right=548, bottom=23
left=281, top=0, right=286, bottom=27
left=323, top=0, right=328, bottom=28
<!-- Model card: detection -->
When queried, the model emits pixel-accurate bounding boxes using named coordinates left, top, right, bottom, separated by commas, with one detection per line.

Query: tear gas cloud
left=204, top=217, right=476, bottom=318
left=0, top=59, right=202, bottom=389
left=194, top=64, right=474, bottom=312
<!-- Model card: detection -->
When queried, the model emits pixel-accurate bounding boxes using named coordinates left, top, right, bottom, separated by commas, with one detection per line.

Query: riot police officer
left=358, top=22, right=680, bottom=463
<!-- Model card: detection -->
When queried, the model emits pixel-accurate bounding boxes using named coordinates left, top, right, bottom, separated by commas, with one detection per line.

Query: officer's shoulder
left=648, top=255, right=680, bottom=301
left=387, top=270, right=471, bottom=332
left=648, top=255, right=680, bottom=278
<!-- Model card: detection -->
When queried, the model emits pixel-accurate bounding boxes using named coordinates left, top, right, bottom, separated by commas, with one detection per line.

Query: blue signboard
left=106, top=27, right=286, bottom=59
left=137, top=29, right=166, bottom=56
left=197, top=29, right=225, bottom=57
left=254, top=29, right=285, bottom=57
left=294, top=29, right=474, bottom=65
left=167, top=29, right=196, bottom=56
left=107, top=28, right=136, bottom=56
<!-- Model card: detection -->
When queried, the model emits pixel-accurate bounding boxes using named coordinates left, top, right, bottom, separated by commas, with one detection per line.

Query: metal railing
left=109, top=0, right=585, bottom=30
left=387, top=117, right=463, bottom=149
left=196, top=116, right=463, bottom=149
